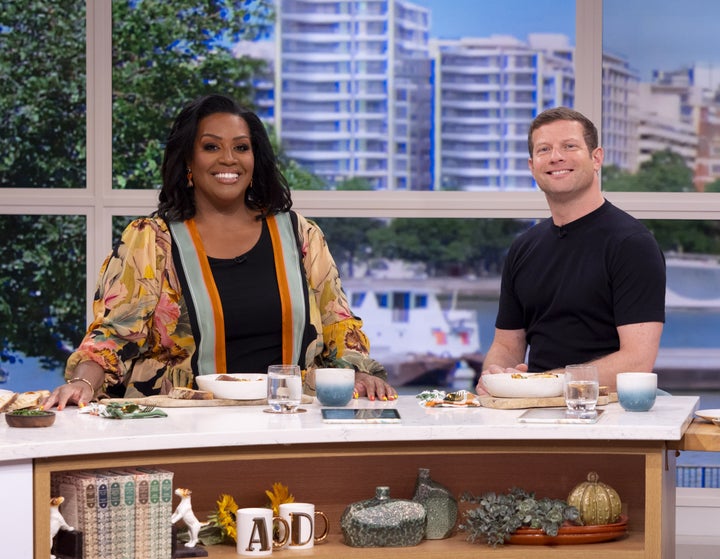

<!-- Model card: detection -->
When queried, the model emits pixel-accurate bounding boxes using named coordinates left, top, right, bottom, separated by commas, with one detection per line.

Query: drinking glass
left=267, top=364, right=302, bottom=413
left=564, top=364, right=600, bottom=418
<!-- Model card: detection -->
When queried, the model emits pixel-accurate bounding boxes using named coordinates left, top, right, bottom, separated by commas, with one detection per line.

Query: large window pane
left=0, top=215, right=86, bottom=391
left=0, top=1, right=86, bottom=188
left=603, top=0, right=720, bottom=192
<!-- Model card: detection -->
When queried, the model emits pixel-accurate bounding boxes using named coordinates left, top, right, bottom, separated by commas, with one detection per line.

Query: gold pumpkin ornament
left=567, top=471, right=622, bottom=525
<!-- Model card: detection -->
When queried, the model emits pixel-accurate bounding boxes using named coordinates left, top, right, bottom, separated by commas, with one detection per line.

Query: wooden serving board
left=104, top=394, right=314, bottom=408
left=479, top=392, right=617, bottom=410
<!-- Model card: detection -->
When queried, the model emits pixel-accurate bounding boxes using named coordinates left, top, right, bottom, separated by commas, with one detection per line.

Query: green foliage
left=0, top=0, right=87, bottom=188
left=367, top=218, right=527, bottom=277
left=459, top=488, right=581, bottom=547
left=0, top=215, right=86, bottom=368
left=314, top=217, right=385, bottom=278
left=602, top=153, right=720, bottom=253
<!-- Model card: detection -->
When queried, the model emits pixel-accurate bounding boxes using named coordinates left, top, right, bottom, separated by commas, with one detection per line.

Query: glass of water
left=267, top=364, right=303, bottom=413
left=564, top=364, right=600, bottom=418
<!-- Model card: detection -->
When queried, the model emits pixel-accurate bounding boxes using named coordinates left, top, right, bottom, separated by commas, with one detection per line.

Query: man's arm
left=539, top=321, right=663, bottom=390
left=585, top=321, right=663, bottom=390
left=475, top=328, right=528, bottom=394
left=476, top=321, right=663, bottom=394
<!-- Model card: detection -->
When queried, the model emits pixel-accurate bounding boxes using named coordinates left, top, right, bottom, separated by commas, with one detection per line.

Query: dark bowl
left=5, top=410, right=56, bottom=428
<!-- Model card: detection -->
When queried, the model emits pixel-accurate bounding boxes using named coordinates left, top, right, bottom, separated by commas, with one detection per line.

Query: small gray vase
left=340, top=486, right=426, bottom=547
left=412, top=467, right=458, bottom=539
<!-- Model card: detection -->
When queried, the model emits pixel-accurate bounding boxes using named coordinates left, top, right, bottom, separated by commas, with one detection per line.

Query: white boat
left=344, top=279, right=482, bottom=386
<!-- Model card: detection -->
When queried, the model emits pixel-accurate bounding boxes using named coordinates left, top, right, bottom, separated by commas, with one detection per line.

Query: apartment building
left=275, top=0, right=432, bottom=190
left=431, top=34, right=574, bottom=191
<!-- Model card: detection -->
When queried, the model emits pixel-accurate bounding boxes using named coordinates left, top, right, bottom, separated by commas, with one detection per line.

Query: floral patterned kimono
left=65, top=212, right=386, bottom=398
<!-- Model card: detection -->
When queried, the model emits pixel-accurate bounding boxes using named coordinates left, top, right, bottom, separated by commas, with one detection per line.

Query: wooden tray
left=479, top=393, right=617, bottom=410
left=104, top=394, right=314, bottom=408
left=507, top=515, right=628, bottom=545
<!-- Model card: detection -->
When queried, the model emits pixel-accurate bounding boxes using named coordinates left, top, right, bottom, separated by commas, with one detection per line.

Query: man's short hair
left=528, top=107, right=599, bottom=156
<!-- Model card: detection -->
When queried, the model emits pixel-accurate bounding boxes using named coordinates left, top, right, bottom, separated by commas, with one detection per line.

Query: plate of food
left=695, top=409, right=720, bottom=423
left=195, top=373, right=268, bottom=400
left=481, top=372, right=564, bottom=399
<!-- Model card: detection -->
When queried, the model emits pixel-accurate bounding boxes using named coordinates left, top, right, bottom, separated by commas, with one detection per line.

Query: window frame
left=4, top=0, right=720, bottom=322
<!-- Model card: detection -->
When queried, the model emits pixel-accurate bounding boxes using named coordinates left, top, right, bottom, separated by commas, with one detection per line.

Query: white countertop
left=0, top=395, right=699, bottom=462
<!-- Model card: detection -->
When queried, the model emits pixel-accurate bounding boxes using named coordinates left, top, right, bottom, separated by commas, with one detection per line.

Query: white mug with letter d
left=236, top=507, right=289, bottom=557
left=279, top=502, right=329, bottom=550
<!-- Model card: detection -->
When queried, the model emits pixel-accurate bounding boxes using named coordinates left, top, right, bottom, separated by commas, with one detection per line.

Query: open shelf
left=33, top=439, right=672, bottom=558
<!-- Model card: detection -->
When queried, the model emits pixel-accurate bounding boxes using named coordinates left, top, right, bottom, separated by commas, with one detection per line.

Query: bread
left=168, top=387, right=214, bottom=400
left=0, top=391, right=18, bottom=413
left=2, top=390, right=51, bottom=412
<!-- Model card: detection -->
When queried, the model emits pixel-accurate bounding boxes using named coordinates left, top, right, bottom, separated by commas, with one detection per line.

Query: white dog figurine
left=50, top=496, right=74, bottom=559
left=171, top=487, right=205, bottom=548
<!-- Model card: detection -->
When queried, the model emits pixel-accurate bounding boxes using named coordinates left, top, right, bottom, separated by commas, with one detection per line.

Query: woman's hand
left=42, top=382, right=94, bottom=411
left=41, top=361, right=104, bottom=411
left=354, top=372, right=398, bottom=401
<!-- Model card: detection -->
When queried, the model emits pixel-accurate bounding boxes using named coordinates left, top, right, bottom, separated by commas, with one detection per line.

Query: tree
left=0, top=215, right=87, bottom=368
left=368, top=218, right=527, bottom=277
left=635, top=149, right=694, bottom=192
left=602, top=153, right=720, bottom=253
left=0, top=1, right=275, bottom=369
left=601, top=164, right=637, bottom=192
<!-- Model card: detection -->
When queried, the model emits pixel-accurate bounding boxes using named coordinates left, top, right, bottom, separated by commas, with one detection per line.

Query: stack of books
left=51, top=467, right=174, bottom=559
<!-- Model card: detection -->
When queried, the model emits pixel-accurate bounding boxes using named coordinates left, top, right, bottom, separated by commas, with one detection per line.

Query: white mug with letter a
left=236, top=507, right=289, bottom=557
left=279, top=502, right=329, bottom=550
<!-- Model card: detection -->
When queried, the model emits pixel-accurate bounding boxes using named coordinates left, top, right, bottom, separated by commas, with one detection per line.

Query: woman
left=44, top=94, right=396, bottom=410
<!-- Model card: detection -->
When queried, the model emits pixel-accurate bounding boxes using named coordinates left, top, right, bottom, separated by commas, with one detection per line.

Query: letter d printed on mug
left=616, top=372, right=657, bottom=412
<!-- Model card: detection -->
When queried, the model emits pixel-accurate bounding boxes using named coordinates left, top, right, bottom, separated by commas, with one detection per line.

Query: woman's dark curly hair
left=158, top=94, right=292, bottom=222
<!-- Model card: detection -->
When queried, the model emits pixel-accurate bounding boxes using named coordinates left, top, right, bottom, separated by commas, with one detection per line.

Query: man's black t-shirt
left=496, top=200, right=666, bottom=372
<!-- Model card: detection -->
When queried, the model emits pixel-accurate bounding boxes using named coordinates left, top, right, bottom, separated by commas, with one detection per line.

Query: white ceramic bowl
left=482, top=373, right=564, bottom=398
left=195, top=373, right=268, bottom=400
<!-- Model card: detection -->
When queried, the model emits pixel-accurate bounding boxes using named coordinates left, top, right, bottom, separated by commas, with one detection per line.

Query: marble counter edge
left=0, top=395, right=700, bottom=462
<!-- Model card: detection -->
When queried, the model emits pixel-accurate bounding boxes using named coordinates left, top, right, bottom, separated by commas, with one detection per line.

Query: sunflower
left=265, top=482, right=294, bottom=515
left=207, top=493, right=239, bottom=542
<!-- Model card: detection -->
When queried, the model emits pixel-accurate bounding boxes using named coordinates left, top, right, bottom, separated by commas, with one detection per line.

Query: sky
left=410, top=0, right=720, bottom=81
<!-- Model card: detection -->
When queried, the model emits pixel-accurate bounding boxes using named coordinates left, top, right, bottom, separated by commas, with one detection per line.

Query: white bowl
left=195, top=373, right=268, bottom=400
left=482, top=373, right=564, bottom=399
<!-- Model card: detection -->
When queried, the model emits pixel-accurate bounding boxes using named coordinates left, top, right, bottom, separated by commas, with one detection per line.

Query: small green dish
left=5, top=409, right=56, bottom=428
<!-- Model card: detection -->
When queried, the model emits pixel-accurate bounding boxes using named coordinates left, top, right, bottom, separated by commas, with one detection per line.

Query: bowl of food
left=482, top=373, right=564, bottom=399
left=195, top=373, right=268, bottom=400
left=5, top=409, right=56, bottom=428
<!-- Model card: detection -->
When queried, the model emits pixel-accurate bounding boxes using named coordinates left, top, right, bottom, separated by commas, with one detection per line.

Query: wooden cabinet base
left=33, top=440, right=674, bottom=559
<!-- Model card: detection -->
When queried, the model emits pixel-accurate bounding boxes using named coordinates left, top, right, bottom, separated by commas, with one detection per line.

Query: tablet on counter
left=321, top=408, right=401, bottom=423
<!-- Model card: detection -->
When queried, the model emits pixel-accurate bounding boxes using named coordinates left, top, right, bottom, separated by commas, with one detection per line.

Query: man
left=476, top=107, right=665, bottom=392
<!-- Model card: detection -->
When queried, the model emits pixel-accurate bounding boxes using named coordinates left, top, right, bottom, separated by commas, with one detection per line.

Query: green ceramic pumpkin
left=567, top=471, right=622, bottom=525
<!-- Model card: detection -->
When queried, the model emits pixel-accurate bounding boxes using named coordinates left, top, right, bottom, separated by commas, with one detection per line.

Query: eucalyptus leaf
left=459, top=488, right=581, bottom=547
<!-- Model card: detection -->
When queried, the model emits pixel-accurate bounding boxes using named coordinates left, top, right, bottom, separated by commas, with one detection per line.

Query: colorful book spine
left=136, top=466, right=174, bottom=559
left=53, top=471, right=100, bottom=559
left=129, top=468, right=153, bottom=559
left=98, top=470, right=135, bottom=559
left=95, top=472, right=113, bottom=558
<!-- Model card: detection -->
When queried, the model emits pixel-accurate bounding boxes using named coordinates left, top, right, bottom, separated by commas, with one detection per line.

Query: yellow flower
left=209, top=493, right=239, bottom=542
left=265, top=482, right=294, bottom=515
